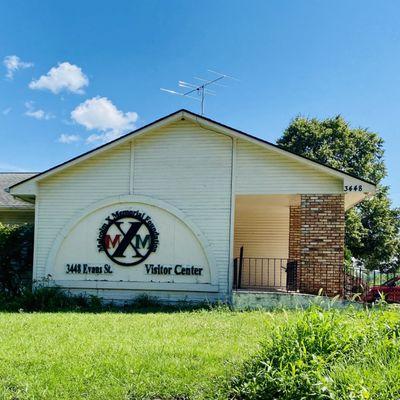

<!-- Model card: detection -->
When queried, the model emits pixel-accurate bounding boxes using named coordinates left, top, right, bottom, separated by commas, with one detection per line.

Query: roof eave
left=9, top=109, right=377, bottom=196
left=188, top=113, right=376, bottom=193
left=9, top=110, right=186, bottom=194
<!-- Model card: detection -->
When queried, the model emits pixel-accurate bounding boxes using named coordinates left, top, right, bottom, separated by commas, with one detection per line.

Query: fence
left=233, top=252, right=341, bottom=296
left=343, top=266, right=400, bottom=301
left=233, top=249, right=400, bottom=302
left=233, top=256, right=298, bottom=291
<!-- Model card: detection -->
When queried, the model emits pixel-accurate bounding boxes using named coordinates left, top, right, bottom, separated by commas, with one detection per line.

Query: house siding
left=35, top=143, right=131, bottom=281
left=34, top=120, right=233, bottom=300
left=236, top=139, right=342, bottom=194
left=28, top=117, right=350, bottom=303
left=234, top=205, right=289, bottom=260
left=133, top=121, right=233, bottom=296
left=234, top=202, right=289, bottom=289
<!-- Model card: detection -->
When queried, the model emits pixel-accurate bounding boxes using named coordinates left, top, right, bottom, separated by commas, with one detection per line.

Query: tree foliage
left=0, top=223, right=33, bottom=295
left=277, top=115, right=400, bottom=271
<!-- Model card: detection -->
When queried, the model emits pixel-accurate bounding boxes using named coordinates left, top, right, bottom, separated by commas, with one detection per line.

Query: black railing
left=233, top=256, right=300, bottom=292
left=233, top=253, right=400, bottom=302
left=343, top=266, right=400, bottom=301
left=233, top=246, right=342, bottom=295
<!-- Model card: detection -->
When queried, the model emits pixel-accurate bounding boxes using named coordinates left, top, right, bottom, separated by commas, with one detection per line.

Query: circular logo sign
left=97, top=210, right=159, bottom=266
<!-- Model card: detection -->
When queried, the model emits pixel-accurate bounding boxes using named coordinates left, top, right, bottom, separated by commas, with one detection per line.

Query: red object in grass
left=363, top=276, right=400, bottom=303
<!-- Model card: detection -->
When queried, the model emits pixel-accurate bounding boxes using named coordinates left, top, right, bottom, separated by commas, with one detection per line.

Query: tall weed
left=229, top=307, right=400, bottom=400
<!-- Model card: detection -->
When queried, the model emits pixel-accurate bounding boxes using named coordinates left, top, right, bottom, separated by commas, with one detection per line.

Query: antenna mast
left=161, top=70, right=237, bottom=115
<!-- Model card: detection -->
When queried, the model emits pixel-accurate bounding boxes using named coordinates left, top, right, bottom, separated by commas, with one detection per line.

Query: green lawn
left=0, top=309, right=278, bottom=400
left=0, top=307, right=399, bottom=400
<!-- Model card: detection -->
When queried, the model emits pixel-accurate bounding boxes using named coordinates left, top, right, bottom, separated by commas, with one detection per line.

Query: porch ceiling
left=344, top=191, right=370, bottom=210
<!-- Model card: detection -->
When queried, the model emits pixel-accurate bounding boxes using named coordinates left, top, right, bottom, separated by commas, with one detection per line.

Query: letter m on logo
left=135, top=234, right=150, bottom=249
left=105, top=234, right=121, bottom=249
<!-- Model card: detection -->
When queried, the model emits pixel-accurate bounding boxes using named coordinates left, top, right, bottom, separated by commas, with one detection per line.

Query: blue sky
left=1, top=1, right=399, bottom=205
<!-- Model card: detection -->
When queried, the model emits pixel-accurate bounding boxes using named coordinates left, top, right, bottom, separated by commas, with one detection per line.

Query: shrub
left=129, top=293, right=162, bottom=308
left=0, top=284, right=105, bottom=312
left=0, top=223, right=33, bottom=295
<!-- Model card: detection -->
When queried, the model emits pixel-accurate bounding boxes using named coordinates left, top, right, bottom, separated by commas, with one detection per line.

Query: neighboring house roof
left=0, top=173, right=36, bottom=209
left=9, top=109, right=377, bottom=195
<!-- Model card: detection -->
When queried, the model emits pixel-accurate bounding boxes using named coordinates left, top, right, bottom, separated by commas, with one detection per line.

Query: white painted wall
left=31, top=118, right=349, bottom=302
left=52, top=201, right=213, bottom=283
left=234, top=195, right=290, bottom=289
left=36, top=143, right=131, bottom=281
left=234, top=197, right=289, bottom=259
left=35, top=120, right=232, bottom=302
left=236, top=139, right=342, bottom=194
left=132, top=121, right=233, bottom=296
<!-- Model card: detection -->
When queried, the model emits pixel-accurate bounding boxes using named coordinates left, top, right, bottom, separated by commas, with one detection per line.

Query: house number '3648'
left=344, top=185, right=363, bottom=192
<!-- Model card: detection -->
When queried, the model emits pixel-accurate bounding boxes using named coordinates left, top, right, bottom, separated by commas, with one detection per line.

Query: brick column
left=299, top=194, right=345, bottom=296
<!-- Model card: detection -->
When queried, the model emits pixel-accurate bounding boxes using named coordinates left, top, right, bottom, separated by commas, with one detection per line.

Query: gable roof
left=9, top=109, right=376, bottom=194
left=0, top=173, right=36, bottom=208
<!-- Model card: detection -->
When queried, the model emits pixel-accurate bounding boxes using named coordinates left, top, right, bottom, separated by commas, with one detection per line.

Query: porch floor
left=234, top=286, right=289, bottom=293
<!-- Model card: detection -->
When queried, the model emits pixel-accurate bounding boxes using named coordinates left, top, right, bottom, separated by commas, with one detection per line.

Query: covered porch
left=232, top=193, right=346, bottom=297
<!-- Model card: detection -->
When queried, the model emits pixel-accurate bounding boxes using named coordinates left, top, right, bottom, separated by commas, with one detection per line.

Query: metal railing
left=233, top=249, right=300, bottom=292
left=343, top=266, right=400, bottom=301
left=232, top=251, right=400, bottom=302
left=233, top=247, right=343, bottom=295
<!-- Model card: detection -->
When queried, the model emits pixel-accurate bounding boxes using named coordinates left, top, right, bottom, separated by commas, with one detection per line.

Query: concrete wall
left=232, top=290, right=359, bottom=310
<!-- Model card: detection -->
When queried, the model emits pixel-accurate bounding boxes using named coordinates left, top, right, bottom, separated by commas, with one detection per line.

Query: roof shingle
left=0, top=173, right=36, bottom=208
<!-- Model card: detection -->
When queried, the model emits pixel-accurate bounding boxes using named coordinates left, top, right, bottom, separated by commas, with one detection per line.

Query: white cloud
left=24, top=101, right=53, bottom=120
left=29, top=62, right=88, bottom=94
left=3, top=55, right=33, bottom=79
left=2, top=107, right=11, bottom=115
left=71, top=96, right=138, bottom=143
left=58, top=133, right=81, bottom=144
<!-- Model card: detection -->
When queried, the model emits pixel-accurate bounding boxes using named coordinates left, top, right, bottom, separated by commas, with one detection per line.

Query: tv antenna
left=161, top=69, right=238, bottom=115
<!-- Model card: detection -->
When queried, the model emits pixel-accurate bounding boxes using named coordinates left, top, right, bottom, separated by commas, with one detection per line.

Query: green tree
left=277, top=115, right=400, bottom=271
left=0, top=223, right=34, bottom=295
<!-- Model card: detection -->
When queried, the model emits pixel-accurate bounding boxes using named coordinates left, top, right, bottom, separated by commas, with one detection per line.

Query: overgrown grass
left=228, top=306, right=400, bottom=400
left=0, top=306, right=398, bottom=399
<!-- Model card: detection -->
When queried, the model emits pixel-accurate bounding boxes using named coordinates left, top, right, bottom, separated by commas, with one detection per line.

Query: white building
left=9, top=110, right=376, bottom=303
